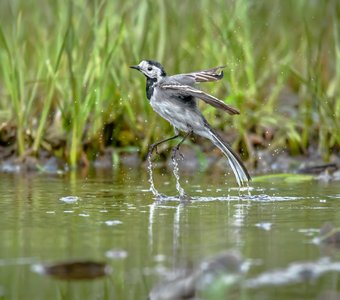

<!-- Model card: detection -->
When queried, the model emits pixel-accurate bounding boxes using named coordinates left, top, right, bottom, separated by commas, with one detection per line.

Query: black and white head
left=130, top=60, right=166, bottom=80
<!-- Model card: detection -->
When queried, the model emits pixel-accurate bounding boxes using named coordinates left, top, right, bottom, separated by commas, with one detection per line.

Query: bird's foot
left=171, top=146, right=184, bottom=160
left=147, top=143, right=159, bottom=159
left=179, top=193, right=192, bottom=202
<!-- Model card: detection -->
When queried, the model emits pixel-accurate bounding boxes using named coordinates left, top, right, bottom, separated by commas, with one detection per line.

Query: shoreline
left=1, top=145, right=339, bottom=182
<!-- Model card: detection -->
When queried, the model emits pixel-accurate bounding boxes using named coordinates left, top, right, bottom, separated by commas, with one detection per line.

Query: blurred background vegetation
left=0, top=0, right=339, bottom=168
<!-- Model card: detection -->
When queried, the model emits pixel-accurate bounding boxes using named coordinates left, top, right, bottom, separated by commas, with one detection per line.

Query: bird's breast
left=150, top=88, right=206, bottom=135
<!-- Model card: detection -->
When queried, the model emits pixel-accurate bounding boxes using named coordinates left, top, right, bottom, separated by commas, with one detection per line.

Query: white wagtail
left=130, top=60, right=251, bottom=186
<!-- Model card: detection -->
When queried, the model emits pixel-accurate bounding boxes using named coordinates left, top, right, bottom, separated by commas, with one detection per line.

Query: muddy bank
left=1, top=142, right=339, bottom=182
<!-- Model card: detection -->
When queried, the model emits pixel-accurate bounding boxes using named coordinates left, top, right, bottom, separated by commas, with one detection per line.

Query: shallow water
left=0, top=168, right=340, bottom=299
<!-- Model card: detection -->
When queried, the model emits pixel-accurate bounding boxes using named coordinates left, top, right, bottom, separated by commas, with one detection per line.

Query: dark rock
left=120, top=152, right=141, bottom=167
left=31, top=261, right=111, bottom=280
left=298, top=163, right=338, bottom=175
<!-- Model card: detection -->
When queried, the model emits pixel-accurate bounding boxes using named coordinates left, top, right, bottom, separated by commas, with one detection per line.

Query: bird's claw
left=171, top=146, right=184, bottom=160
left=148, top=144, right=159, bottom=159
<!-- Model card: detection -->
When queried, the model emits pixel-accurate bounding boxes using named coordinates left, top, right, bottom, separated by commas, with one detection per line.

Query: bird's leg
left=147, top=134, right=180, bottom=198
left=171, top=129, right=193, bottom=199
left=171, top=129, right=193, bottom=160
left=147, top=134, right=181, bottom=161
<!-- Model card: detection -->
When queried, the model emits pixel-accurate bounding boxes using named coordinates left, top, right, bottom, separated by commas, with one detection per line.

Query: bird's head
left=130, top=60, right=166, bottom=80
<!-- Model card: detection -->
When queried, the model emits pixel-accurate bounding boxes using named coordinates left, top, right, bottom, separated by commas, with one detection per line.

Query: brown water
left=0, top=168, right=340, bottom=299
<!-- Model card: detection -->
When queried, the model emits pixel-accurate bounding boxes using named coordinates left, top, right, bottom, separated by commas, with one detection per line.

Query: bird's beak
left=130, top=65, right=140, bottom=70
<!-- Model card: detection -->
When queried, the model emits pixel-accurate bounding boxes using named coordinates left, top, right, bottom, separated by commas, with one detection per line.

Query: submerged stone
left=319, top=223, right=340, bottom=245
left=149, top=251, right=243, bottom=300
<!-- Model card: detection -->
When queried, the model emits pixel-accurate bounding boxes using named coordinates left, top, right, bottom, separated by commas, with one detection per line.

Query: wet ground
left=0, top=167, right=340, bottom=299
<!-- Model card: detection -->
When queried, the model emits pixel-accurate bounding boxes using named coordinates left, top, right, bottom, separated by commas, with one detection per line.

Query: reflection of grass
left=0, top=1, right=339, bottom=167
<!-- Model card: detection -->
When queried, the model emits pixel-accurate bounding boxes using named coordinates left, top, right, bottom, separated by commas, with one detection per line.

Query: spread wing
left=171, top=66, right=225, bottom=84
left=184, top=66, right=225, bottom=82
left=160, top=83, right=239, bottom=115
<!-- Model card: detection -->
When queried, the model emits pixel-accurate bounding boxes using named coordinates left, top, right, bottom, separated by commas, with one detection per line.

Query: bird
left=130, top=60, right=251, bottom=186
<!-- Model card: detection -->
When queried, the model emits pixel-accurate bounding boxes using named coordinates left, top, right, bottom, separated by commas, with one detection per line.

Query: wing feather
left=174, top=66, right=225, bottom=83
left=160, top=83, right=239, bottom=115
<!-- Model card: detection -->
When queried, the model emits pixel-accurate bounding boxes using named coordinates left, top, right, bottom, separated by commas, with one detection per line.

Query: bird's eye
left=147, top=67, right=153, bottom=71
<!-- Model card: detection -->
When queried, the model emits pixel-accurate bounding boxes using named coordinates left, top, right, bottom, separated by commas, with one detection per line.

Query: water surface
left=0, top=168, right=340, bottom=299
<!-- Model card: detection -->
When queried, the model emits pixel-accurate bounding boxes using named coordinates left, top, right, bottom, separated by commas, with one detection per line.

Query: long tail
left=206, top=126, right=251, bottom=187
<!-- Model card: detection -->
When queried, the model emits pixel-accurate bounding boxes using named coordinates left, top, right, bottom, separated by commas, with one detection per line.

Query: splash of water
left=171, top=155, right=186, bottom=198
left=147, top=154, right=160, bottom=197
left=225, top=173, right=252, bottom=198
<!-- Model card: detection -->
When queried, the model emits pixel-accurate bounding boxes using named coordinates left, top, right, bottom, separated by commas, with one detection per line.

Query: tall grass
left=0, top=0, right=339, bottom=168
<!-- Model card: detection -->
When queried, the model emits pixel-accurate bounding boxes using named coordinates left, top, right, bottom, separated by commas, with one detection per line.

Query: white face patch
left=138, top=60, right=163, bottom=79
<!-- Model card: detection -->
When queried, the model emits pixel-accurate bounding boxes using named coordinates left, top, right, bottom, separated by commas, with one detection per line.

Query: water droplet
left=59, top=196, right=80, bottom=203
